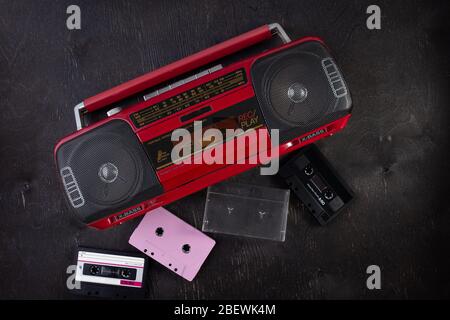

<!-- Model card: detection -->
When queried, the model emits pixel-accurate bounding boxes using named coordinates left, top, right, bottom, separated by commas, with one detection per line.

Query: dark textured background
left=0, top=0, right=449, bottom=299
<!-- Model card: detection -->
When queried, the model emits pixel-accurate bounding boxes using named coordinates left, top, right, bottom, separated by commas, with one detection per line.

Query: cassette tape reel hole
left=182, top=244, right=191, bottom=254
left=155, top=227, right=164, bottom=237
left=324, top=190, right=334, bottom=200
left=304, top=165, right=314, bottom=176
left=120, top=269, right=131, bottom=279
left=89, top=265, right=100, bottom=275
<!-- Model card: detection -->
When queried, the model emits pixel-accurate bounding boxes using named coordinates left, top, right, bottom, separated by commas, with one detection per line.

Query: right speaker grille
left=251, top=41, right=352, bottom=143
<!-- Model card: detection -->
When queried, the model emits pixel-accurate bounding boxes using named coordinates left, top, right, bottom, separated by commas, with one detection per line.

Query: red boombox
left=54, top=24, right=352, bottom=229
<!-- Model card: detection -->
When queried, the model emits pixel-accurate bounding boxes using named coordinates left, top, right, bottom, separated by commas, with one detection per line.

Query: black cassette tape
left=279, top=144, right=353, bottom=225
left=71, top=247, right=148, bottom=299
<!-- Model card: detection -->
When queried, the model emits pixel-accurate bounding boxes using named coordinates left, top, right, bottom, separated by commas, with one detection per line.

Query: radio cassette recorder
left=54, top=24, right=352, bottom=229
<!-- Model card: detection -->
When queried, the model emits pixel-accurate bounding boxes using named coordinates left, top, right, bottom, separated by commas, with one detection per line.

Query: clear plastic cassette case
left=202, top=182, right=290, bottom=241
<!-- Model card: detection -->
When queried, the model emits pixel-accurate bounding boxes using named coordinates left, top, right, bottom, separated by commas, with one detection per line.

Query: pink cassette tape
left=129, top=207, right=215, bottom=281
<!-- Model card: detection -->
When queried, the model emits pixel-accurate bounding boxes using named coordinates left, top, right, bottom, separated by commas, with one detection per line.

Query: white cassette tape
left=72, top=248, right=148, bottom=298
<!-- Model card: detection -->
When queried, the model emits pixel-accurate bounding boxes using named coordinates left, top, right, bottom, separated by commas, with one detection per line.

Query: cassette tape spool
left=279, top=144, right=353, bottom=225
left=72, top=247, right=148, bottom=299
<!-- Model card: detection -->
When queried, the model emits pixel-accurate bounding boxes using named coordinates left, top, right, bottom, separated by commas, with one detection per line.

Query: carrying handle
left=74, top=23, right=291, bottom=130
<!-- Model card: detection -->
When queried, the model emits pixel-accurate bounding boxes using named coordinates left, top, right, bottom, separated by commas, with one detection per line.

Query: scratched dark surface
left=0, top=0, right=449, bottom=299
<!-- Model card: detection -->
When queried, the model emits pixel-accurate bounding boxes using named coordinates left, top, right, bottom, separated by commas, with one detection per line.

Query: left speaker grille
left=56, top=120, right=162, bottom=223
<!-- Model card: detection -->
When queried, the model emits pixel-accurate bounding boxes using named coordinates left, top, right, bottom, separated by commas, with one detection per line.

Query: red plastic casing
left=54, top=26, right=351, bottom=229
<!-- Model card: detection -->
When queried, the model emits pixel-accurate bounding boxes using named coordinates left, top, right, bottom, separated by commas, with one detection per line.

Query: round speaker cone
left=68, top=133, right=143, bottom=206
left=262, top=52, right=337, bottom=126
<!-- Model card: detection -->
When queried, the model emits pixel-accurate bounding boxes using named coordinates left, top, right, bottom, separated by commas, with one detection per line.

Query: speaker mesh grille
left=56, top=120, right=162, bottom=223
left=263, top=53, right=335, bottom=126
left=251, top=41, right=352, bottom=144
left=68, top=133, right=144, bottom=206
